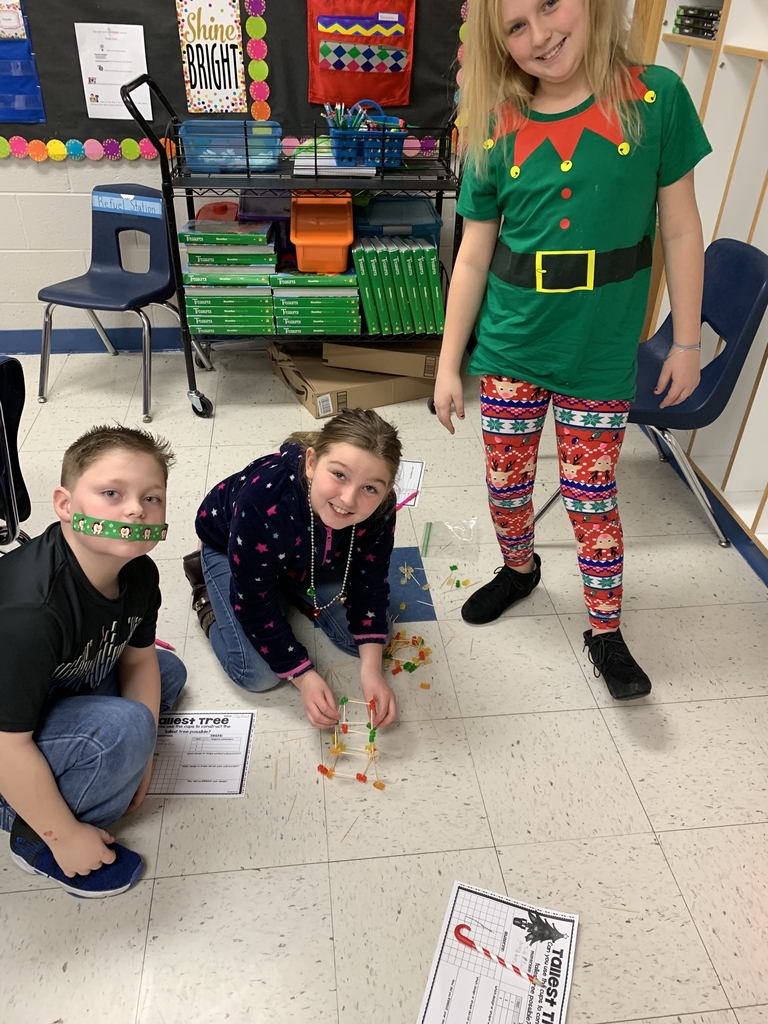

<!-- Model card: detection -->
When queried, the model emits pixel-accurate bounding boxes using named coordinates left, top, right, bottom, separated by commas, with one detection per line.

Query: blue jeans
left=24, top=649, right=187, bottom=831
left=201, top=543, right=363, bottom=693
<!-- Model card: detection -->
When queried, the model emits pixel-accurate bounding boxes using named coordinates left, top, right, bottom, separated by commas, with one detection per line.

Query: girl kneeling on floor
left=185, top=409, right=400, bottom=729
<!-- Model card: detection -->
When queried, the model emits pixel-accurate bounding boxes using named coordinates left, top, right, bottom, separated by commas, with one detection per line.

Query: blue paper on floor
left=387, top=546, right=436, bottom=622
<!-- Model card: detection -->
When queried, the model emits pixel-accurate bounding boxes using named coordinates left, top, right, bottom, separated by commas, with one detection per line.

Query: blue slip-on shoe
left=0, top=795, right=16, bottom=833
left=9, top=824, right=144, bottom=898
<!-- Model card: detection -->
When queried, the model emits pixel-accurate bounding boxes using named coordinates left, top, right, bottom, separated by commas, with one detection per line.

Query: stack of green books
left=271, top=271, right=361, bottom=336
left=178, top=220, right=277, bottom=335
left=351, top=237, right=445, bottom=336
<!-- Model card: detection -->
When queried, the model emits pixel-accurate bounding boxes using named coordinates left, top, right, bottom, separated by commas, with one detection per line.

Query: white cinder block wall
left=1, top=159, right=458, bottom=340
left=0, top=159, right=184, bottom=336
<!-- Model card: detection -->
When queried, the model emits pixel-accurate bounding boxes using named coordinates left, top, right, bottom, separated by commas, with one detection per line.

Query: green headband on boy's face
left=72, top=514, right=168, bottom=542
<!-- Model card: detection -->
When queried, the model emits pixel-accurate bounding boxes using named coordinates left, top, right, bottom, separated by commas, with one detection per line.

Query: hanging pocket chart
left=307, top=0, right=415, bottom=108
left=0, top=0, right=44, bottom=123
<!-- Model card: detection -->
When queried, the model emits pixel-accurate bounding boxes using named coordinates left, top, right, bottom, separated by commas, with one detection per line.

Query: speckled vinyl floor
left=2, top=351, right=767, bottom=1024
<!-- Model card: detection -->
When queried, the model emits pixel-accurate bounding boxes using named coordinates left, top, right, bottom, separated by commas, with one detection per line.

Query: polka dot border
left=0, top=135, right=169, bottom=163
left=245, top=2, right=272, bottom=123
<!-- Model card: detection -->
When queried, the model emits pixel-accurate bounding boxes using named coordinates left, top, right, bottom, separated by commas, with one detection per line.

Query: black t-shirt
left=0, top=523, right=161, bottom=732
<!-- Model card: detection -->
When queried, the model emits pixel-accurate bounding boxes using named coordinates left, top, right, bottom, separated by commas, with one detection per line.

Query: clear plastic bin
left=353, top=196, right=443, bottom=248
left=179, top=120, right=282, bottom=174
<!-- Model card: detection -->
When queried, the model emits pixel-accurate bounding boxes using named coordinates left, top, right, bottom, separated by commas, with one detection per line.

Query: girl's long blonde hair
left=459, top=0, right=640, bottom=175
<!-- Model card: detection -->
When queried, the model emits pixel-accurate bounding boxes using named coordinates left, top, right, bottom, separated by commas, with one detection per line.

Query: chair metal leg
left=646, top=425, right=669, bottom=462
left=157, top=301, right=214, bottom=371
left=38, top=302, right=56, bottom=403
left=654, top=426, right=730, bottom=547
left=135, top=308, right=152, bottom=423
left=534, top=486, right=562, bottom=525
left=84, top=309, right=118, bottom=356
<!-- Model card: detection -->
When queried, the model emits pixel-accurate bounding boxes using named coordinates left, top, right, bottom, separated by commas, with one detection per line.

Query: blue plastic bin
left=329, top=100, right=405, bottom=168
left=353, top=196, right=443, bottom=248
left=179, top=120, right=282, bottom=173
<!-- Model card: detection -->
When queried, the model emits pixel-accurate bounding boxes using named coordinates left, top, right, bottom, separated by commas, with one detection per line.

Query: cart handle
left=120, top=75, right=181, bottom=178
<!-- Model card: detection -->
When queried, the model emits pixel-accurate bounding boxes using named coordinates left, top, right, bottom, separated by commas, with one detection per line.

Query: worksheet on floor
left=147, top=711, right=256, bottom=797
left=419, top=883, right=578, bottom=1024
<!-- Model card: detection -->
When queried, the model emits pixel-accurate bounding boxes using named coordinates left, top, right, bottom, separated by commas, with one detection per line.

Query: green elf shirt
left=456, top=65, right=711, bottom=400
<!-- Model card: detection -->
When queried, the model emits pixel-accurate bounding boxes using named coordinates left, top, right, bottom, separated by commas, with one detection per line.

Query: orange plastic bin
left=290, top=193, right=354, bottom=273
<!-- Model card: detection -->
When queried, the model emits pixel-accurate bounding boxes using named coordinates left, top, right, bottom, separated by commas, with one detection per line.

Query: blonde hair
left=459, top=0, right=641, bottom=175
left=286, top=408, right=402, bottom=516
left=61, top=425, right=175, bottom=489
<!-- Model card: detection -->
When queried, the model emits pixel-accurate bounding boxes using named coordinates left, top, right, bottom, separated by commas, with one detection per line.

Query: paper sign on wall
left=0, top=1, right=26, bottom=39
left=74, top=23, right=151, bottom=120
left=176, top=0, right=246, bottom=113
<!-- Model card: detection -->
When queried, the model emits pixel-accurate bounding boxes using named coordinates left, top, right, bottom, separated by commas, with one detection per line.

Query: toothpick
left=286, top=792, right=298, bottom=823
left=470, top=640, right=474, bottom=659
left=340, top=814, right=360, bottom=843
left=273, top=758, right=278, bottom=790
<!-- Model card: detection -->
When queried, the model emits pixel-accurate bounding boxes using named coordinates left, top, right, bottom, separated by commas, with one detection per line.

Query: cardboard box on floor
left=322, top=338, right=441, bottom=380
left=268, top=342, right=434, bottom=419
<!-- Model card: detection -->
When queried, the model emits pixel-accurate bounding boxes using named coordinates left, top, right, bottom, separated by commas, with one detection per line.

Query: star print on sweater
left=195, top=443, right=395, bottom=678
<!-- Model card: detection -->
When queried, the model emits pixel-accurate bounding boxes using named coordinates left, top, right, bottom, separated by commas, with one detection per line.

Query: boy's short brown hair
left=61, top=425, right=175, bottom=489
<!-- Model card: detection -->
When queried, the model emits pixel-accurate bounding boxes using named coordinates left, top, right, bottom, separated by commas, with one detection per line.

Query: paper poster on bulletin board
left=74, top=23, right=152, bottom=120
left=306, top=0, right=416, bottom=107
left=176, top=0, right=246, bottom=113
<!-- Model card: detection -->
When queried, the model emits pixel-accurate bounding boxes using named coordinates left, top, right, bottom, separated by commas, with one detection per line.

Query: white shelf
left=721, top=0, right=768, bottom=53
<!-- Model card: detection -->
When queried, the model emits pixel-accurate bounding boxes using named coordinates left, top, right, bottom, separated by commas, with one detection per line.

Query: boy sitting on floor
left=0, top=425, right=186, bottom=898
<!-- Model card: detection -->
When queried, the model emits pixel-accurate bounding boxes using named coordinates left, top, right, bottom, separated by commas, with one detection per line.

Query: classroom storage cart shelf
left=121, top=74, right=460, bottom=420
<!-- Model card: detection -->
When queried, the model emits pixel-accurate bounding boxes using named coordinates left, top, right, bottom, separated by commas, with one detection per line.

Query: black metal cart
left=120, top=74, right=462, bottom=419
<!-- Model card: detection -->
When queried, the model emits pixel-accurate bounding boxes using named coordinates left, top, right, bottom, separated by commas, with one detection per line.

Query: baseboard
left=639, top=425, right=768, bottom=589
left=0, top=327, right=183, bottom=355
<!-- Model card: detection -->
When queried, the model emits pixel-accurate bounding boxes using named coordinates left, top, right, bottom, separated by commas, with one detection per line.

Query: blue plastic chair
left=0, top=356, right=31, bottom=550
left=531, top=238, right=768, bottom=545
left=37, top=183, right=185, bottom=423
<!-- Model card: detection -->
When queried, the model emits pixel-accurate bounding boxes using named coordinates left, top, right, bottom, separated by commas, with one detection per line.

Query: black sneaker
left=583, top=628, right=652, bottom=701
left=461, top=555, right=541, bottom=625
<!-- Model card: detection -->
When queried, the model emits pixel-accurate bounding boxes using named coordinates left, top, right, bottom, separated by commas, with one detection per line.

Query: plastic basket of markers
left=328, top=99, right=407, bottom=168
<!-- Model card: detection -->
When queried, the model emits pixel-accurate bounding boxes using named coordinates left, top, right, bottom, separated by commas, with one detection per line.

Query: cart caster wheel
left=195, top=354, right=206, bottom=369
left=188, top=390, right=214, bottom=418
left=427, top=396, right=436, bottom=414
left=142, top=414, right=152, bottom=423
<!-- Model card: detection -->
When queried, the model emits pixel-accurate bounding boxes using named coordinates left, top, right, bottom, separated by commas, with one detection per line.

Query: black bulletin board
left=0, top=0, right=462, bottom=140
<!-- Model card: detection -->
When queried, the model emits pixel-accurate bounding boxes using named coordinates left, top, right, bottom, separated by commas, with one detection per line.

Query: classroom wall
left=0, top=160, right=457, bottom=350
left=0, top=160, right=180, bottom=339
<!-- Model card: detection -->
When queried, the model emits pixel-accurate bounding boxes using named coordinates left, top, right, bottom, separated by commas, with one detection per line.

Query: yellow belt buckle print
left=535, top=249, right=596, bottom=293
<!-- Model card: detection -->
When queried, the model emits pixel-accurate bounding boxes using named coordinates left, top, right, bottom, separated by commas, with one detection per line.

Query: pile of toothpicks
left=383, top=630, right=433, bottom=689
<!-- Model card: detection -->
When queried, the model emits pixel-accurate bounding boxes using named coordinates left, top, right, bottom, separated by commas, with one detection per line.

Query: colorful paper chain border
left=0, top=132, right=441, bottom=162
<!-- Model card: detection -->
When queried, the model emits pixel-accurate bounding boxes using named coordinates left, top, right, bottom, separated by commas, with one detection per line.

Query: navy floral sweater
left=196, top=443, right=395, bottom=678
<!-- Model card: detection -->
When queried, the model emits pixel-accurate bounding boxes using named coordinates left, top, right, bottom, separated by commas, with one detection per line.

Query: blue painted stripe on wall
left=0, top=327, right=183, bottom=355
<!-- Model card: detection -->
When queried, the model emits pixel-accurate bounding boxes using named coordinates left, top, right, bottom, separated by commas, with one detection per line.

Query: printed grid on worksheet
left=443, top=889, right=509, bottom=977
left=492, top=987, right=524, bottom=1024
left=147, top=754, right=183, bottom=795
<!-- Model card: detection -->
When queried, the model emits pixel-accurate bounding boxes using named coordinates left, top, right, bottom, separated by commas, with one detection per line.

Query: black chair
left=0, top=356, right=31, bottom=550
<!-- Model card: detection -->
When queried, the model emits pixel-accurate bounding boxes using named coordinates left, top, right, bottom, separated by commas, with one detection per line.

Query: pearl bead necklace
left=306, top=479, right=356, bottom=618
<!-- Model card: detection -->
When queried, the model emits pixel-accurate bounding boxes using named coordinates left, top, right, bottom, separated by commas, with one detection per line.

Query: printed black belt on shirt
left=489, top=235, right=653, bottom=293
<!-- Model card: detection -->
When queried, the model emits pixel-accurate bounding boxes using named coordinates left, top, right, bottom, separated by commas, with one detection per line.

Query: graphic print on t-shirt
left=50, top=615, right=144, bottom=692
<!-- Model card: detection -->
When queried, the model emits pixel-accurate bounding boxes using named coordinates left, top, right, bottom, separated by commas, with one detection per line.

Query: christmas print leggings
left=480, top=375, right=630, bottom=631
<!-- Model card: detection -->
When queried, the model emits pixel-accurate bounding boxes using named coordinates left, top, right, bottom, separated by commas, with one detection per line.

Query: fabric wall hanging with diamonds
left=307, top=0, right=415, bottom=107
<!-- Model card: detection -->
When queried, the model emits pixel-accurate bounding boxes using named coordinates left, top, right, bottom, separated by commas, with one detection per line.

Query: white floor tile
left=21, top=403, right=130, bottom=451
left=137, top=864, right=337, bottom=1024
left=735, top=1009, right=768, bottom=1024
left=560, top=609, right=728, bottom=706
left=331, top=848, right=506, bottom=1024
left=0, top=882, right=151, bottom=1022
left=497, top=835, right=728, bottom=1023
left=465, top=710, right=651, bottom=846
left=681, top=603, right=768, bottom=698
left=602, top=700, right=768, bottom=829
left=661, top=824, right=768, bottom=1007
left=323, top=718, right=493, bottom=861
left=38, top=351, right=141, bottom=409
left=155, top=728, right=326, bottom=877
left=442, top=616, right=597, bottom=716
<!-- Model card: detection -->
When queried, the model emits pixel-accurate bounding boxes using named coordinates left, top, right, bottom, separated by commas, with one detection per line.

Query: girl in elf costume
left=434, top=0, right=711, bottom=699
left=185, top=409, right=400, bottom=729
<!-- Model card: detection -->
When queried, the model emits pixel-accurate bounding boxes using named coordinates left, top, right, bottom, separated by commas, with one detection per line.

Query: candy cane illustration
left=454, top=924, right=544, bottom=987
